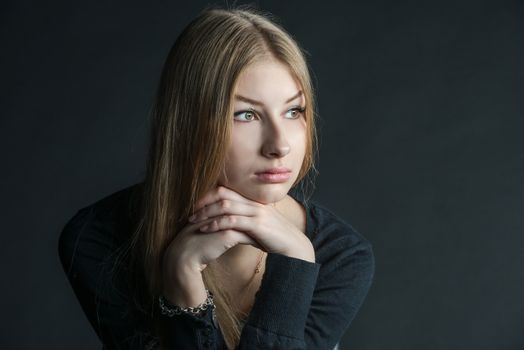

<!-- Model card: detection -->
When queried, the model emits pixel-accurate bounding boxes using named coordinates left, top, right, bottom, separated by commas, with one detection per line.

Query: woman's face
left=218, top=57, right=307, bottom=204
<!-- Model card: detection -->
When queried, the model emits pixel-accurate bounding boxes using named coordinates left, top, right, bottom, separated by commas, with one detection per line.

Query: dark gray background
left=1, top=0, right=523, bottom=349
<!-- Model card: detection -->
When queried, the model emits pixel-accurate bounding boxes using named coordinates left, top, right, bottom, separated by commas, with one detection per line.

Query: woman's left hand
left=188, top=185, right=315, bottom=262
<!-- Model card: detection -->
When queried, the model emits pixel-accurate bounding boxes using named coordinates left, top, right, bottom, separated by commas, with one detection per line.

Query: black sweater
left=58, top=183, right=375, bottom=349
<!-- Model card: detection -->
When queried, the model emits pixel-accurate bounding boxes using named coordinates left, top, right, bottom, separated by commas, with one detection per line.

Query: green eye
left=233, top=109, right=257, bottom=122
left=285, top=106, right=306, bottom=119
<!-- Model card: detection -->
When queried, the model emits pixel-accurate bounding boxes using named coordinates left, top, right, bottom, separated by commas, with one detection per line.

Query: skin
left=162, top=56, right=315, bottom=307
left=219, top=56, right=308, bottom=205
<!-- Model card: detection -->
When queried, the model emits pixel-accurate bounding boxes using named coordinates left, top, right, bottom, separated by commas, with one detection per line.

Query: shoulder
left=309, top=200, right=370, bottom=244
left=306, top=199, right=375, bottom=281
left=58, top=182, right=144, bottom=275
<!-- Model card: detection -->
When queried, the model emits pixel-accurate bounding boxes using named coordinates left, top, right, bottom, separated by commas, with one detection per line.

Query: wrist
left=282, top=239, right=316, bottom=263
left=163, top=266, right=207, bottom=308
left=159, top=289, right=215, bottom=317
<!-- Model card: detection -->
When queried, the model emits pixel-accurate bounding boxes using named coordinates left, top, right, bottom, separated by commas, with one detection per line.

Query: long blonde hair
left=124, top=5, right=319, bottom=349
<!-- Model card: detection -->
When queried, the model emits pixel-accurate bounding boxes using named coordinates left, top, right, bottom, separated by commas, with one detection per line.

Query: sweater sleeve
left=59, top=206, right=156, bottom=349
left=237, top=230, right=375, bottom=350
left=305, top=237, right=375, bottom=349
left=237, top=252, right=321, bottom=349
left=59, top=206, right=223, bottom=349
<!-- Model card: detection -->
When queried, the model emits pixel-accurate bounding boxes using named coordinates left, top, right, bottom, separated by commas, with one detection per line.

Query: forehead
left=234, top=58, right=304, bottom=105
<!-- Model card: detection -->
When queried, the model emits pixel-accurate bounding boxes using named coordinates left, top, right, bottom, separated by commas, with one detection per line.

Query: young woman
left=59, top=6, right=375, bottom=350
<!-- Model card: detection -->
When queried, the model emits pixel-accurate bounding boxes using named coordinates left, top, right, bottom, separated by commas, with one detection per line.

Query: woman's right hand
left=166, top=217, right=263, bottom=273
left=161, top=218, right=262, bottom=306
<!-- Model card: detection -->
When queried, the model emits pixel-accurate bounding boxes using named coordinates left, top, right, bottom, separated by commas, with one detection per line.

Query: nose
left=261, top=119, right=291, bottom=158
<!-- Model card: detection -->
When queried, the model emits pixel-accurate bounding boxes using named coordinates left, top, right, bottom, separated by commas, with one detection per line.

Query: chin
left=231, top=183, right=290, bottom=205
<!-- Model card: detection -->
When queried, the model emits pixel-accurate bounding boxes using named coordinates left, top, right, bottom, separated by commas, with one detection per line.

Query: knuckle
left=217, top=186, right=227, bottom=196
left=228, top=215, right=236, bottom=224
left=220, top=199, right=230, bottom=209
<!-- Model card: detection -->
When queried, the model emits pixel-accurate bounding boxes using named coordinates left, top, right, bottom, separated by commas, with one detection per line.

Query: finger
left=189, top=198, right=259, bottom=223
left=199, top=215, right=256, bottom=236
left=220, top=229, right=265, bottom=251
left=194, top=185, right=258, bottom=211
left=186, top=215, right=231, bottom=233
left=191, top=218, right=264, bottom=250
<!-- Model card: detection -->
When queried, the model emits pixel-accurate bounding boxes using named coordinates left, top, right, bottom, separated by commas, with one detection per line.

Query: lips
left=255, top=167, right=291, bottom=174
left=255, top=171, right=291, bottom=183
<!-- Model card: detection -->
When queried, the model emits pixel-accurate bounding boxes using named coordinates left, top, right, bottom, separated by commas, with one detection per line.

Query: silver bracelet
left=159, top=289, right=215, bottom=317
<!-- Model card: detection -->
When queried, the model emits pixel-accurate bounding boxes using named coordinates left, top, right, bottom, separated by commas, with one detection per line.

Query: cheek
left=289, top=122, right=307, bottom=152
left=224, top=131, right=259, bottom=173
left=291, top=129, right=307, bottom=170
left=230, top=126, right=261, bottom=152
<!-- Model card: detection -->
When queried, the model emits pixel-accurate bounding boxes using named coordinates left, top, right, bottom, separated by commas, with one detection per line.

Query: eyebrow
left=234, top=90, right=303, bottom=106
